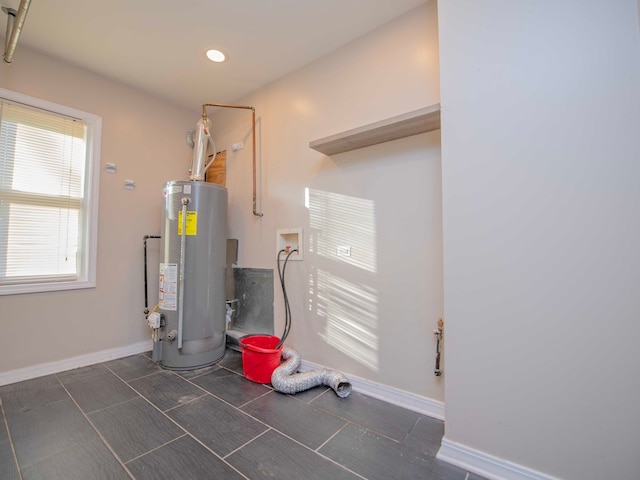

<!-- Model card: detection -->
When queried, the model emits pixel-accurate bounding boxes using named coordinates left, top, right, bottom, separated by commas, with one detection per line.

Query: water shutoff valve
left=148, top=312, right=162, bottom=329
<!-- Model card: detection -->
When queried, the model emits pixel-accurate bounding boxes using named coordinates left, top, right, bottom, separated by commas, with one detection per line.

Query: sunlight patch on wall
left=305, top=188, right=377, bottom=273
left=310, top=268, right=379, bottom=371
left=305, top=188, right=379, bottom=371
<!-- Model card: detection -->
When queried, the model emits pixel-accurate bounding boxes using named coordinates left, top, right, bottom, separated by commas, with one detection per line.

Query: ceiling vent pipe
left=2, top=0, right=31, bottom=64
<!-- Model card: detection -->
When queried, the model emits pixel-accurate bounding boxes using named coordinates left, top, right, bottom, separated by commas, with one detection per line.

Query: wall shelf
left=309, top=103, right=441, bottom=156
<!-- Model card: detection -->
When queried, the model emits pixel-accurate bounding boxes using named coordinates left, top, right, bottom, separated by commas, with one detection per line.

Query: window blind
left=0, top=99, right=88, bottom=286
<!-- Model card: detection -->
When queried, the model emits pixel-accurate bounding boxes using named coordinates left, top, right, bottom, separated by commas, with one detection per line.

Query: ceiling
left=1, top=0, right=428, bottom=110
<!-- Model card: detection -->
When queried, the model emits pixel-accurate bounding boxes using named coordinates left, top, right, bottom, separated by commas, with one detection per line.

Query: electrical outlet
left=276, top=228, right=303, bottom=261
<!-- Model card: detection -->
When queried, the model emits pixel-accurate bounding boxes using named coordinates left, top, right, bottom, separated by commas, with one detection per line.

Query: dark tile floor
left=0, top=349, right=485, bottom=480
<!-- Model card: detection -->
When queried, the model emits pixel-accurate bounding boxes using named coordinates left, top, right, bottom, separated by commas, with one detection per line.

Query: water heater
left=146, top=101, right=258, bottom=370
left=156, top=180, right=227, bottom=370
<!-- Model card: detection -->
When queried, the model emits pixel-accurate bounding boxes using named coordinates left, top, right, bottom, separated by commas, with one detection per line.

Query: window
left=0, top=88, right=101, bottom=295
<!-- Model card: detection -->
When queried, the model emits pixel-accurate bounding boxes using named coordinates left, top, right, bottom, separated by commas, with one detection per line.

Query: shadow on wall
left=305, top=187, right=379, bottom=372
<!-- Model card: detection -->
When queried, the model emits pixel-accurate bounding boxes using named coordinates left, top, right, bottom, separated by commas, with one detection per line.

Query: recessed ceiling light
left=206, top=49, right=226, bottom=62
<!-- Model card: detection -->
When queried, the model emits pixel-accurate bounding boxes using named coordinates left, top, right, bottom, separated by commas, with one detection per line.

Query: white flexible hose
left=271, top=347, right=352, bottom=398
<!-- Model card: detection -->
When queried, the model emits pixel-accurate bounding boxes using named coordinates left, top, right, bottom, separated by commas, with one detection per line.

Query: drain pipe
left=2, top=0, right=31, bottom=63
left=271, top=347, right=352, bottom=398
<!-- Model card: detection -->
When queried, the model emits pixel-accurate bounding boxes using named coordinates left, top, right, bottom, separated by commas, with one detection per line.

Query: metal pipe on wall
left=434, top=318, right=443, bottom=376
left=201, top=103, right=263, bottom=217
left=2, top=0, right=31, bottom=63
left=2, top=7, right=15, bottom=55
left=177, top=197, right=190, bottom=350
left=143, top=235, right=161, bottom=315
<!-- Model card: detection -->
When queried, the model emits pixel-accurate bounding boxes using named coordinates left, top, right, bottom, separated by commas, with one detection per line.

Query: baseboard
left=437, top=437, right=561, bottom=480
left=299, top=358, right=445, bottom=420
left=0, top=339, right=153, bottom=387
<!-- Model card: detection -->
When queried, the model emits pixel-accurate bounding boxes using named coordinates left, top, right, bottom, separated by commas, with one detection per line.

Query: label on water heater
left=178, top=211, right=197, bottom=235
left=159, top=263, right=178, bottom=311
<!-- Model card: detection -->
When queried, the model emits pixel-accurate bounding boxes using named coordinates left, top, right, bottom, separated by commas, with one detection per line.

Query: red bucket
left=240, top=335, right=283, bottom=384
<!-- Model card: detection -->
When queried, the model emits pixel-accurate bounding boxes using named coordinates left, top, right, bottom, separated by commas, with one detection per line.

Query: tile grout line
left=162, top=392, right=209, bottom=413
left=82, top=395, right=140, bottom=416
left=307, top=395, right=410, bottom=446
left=164, top=362, right=266, bottom=404
left=305, top=385, right=332, bottom=403
left=170, top=364, right=224, bottom=381
left=198, top=387, right=322, bottom=440
left=157, top=361, right=368, bottom=479
left=109, top=367, right=252, bottom=480
left=312, top=419, right=443, bottom=480
left=54, top=376, right=137, bottom=480
left=227, top=384, right=424, bottom=479
left=167, top=367, right=247, bottom=399
left=0, top=398, right=24, bottom=480
left=222, top=427, right=272, bottom=460
left=5, top=381, right=107, bottom=472
left=313, top=422, right=370, bottom=480
left=315, top=420, right=347, bottom=453
left=173, top=360, right=377, bottom=478
left=174, top=363, right=275, bottom=412
left=401, top=414, right=423, bottom=444
left=249, top=419, right=369, bottom=480
left=189, top=372, right=370, bottom=478
left=237, top=386, right=275, bottom=409
left=104, top=359, right=163, bottom=383
left=3, top=351, right=453, bottom=480
left=123, top=433, right=188, bottom=465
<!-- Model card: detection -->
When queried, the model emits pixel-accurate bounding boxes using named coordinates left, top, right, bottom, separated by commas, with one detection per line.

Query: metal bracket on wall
left=434, top=318, right=444, bottom=376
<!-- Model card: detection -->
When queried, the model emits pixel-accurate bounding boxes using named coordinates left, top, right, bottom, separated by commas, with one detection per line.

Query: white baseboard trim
left=0, top=340, right=153, bottom=387
left=437, top=437, right=560, bottom=480
left=299, top=359, right=445, bottom=420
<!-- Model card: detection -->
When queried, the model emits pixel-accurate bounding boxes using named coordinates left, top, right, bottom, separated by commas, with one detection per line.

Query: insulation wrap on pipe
left=271, top=347, right=352, bottom=398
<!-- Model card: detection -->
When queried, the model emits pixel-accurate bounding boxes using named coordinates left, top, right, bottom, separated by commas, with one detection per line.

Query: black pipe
left=143, top=235, right=161, bottom=314
left=275, top=248, right=297, bottom=349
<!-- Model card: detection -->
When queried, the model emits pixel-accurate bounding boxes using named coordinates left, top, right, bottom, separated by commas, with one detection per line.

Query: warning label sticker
left=159, top=263, right=178, bottom=311
left=178, top=211, right=197, bottom=235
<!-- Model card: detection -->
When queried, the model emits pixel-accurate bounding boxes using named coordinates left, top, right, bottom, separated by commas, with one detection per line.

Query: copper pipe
left=3, top=0, right=31, bottom=64
left=202, top=103, right=262, bottom=217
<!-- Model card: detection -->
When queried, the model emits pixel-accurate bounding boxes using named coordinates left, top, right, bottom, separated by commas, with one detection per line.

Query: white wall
left=212, top=1, right=443, bottom=400
left=0, top=47, right=197, bottom=373
left=439, top=1, right=640, bottom=479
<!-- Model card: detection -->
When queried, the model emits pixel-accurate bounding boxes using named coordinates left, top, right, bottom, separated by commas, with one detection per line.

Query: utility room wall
left=211, top=2, right=443, bottom=402
left=0, top=46, right=197, bottom=374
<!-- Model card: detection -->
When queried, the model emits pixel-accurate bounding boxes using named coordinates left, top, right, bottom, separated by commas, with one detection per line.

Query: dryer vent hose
left=271, top=347, right=352, bottom=398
